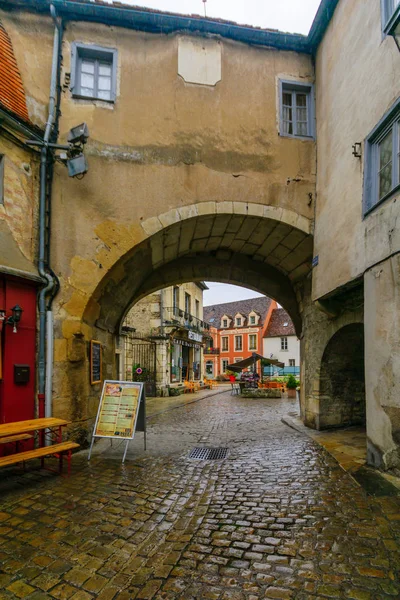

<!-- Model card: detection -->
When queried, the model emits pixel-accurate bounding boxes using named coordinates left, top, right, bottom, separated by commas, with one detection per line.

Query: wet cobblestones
left=0, top=392, right=400, bottom=599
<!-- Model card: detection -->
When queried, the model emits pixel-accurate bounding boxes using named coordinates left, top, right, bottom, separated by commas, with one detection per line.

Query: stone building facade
left=0, top=0, right=399, bottom=470
left=121, top=282, right=207, bottom=394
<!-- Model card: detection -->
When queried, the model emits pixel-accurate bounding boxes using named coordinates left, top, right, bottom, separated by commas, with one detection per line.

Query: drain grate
left=188, top=447, right=228, bottom=460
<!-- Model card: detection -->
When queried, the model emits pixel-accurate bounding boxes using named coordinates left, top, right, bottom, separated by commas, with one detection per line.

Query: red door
left=0, top=277, right=37, bottom=424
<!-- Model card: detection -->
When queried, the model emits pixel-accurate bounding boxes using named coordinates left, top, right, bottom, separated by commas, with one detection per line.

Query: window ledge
left=279, top=132, right=314, bottom=141
left=364, top=183, right=400, bottom=218
left=72, top=93, right=115, bottom=104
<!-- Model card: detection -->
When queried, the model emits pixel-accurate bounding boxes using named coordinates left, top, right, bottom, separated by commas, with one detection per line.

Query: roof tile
left=204, top=297, right=272, bottom=327
left=264, top=308, right=296, bottom=338
left=0, top=22, right=30, bottom=123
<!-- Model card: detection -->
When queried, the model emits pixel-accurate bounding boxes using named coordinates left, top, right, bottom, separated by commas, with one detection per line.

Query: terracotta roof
left=204, top=296, right=272, bottom=328
left=0, top=21, right=30, bottom=123
left=264, top=308, right=296, bottom=338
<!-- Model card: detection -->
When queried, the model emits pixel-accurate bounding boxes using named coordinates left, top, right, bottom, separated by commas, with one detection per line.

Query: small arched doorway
left=319, top=323, right=365, bottom=429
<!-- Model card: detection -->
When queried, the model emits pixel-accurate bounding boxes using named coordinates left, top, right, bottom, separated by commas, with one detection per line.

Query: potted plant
left=286, top=374, right=298, bottom=398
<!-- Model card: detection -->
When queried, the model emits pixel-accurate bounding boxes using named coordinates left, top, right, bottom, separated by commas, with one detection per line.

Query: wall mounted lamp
left=0, top=305, right=24, bottom=333
left=385, top=5, right=400, bottom=51
left=352, top=143, right=362, bottom=158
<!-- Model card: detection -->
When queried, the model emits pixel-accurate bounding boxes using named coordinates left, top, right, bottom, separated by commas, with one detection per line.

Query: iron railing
left=162, top=307, right=210, bottom=333
left=204, top=347, right=220, bottom=354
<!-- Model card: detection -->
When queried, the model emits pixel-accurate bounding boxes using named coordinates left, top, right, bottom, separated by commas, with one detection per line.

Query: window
left=249, top=334, right=257, bottom=350
left=235, top=336, right=242, bottom=351
left=364, top=99, right=400, bottom=214
left=0, top=155, right=4, bottom=204
left=382, top=0, right=400, bottom=29
left=281, top=337, right=288, bottom=351
left=289, top=359, right=295, bottom=367
left=173, top=286, right=180, bottom=314
left=235, top=357, right=243, bottom=363
left=221, top=337, right=229, bottom=352
left=195, top=299, right=200, bottom=318
left=249, top=315, right=256, bottom=325
left=222, top=359, right=229, bottom=373
left=236, top=317, right=242, bottom=326
left=279, top=80, right=314, bottom=139
left=71, top=43, right=117, bottom=102
left=185, top=293, right=191, bottom=315
left=222, top=319, right=228, bottom=328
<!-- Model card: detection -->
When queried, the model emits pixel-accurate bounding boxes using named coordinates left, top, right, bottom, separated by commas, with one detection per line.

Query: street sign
left=88, top=380, right=146, bottom=463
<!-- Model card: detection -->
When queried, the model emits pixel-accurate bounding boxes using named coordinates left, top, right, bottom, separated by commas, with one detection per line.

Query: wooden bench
left=0, top=434, right=32, bottom=445
left=0, top=441, right=79, bottom=477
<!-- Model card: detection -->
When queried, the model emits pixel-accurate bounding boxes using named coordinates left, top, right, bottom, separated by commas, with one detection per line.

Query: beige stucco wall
left=313, top=0, right=400, bottom=300
left=0, top=131, right=39, bottom=275
left=365, top=256, right=400, bottom=470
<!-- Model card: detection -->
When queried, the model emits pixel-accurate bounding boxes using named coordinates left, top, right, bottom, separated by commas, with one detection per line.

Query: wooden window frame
left=221, top=336, right=229, bottom=352
left=248, top=334, right=257, bottom=351
left=71, top=42, right=117, bottom=103
left=279, top=80, right=315, bottom=140
left=234, top=335, right=243, bottom=351
left=363, top=98, right=400, bottom=215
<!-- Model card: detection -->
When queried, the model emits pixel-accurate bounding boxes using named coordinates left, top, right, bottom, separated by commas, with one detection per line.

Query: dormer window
left=236, top=317, right=242, bottom=326
left=249, top=315, right=255, bottom=325
left=222, top=319, right=228, bottom=328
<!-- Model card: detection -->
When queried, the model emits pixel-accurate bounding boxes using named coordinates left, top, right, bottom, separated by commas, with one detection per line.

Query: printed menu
left=95, top=382, right=142, bottom=438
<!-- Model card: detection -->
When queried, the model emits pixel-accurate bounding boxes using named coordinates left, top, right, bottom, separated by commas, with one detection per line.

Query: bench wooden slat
left=0, top=441, right=79, bottom=467
left=0, top=418, right=69, bottom=438
left=0, top=434, right=33, bottom=445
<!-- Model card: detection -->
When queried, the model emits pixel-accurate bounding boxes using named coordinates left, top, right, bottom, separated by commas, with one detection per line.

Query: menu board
left=93, top=381, right=144, bottom=439
left=90, top=341, right=102, bottom=385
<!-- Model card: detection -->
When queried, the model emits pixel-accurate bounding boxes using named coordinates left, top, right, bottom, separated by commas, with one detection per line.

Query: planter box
left=287, top=389, right=296, bottom=398
left=241, top=388, right=282, bottom=399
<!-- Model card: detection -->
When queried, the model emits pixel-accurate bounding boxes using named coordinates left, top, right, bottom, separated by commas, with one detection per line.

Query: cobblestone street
left=0, top=391, right=400, bottom=599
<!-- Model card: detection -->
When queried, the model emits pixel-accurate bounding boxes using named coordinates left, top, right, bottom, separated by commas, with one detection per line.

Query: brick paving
left=0, top=391, right=400, bottom=599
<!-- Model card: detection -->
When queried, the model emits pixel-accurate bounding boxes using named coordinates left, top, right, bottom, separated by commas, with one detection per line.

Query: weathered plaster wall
left=0, top=133, right=39, bottom=271
left=0, top=8, right=316, bottom=437
left=313, top=0, right=400, bottom=300
left=365, top=256, right=400, bottom=471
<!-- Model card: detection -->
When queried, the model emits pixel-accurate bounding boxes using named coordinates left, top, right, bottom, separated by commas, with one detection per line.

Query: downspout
left=38, top=4, right=62, bottom=424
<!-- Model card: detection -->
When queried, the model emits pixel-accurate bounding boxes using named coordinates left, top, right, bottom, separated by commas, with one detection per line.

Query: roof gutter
left=1, top=0, right=309, bottom=53
left=308, top=0, right=340, bottom=53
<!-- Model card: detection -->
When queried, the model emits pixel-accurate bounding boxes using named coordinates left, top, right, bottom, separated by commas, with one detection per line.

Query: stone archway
left=319, top=324, right=365, bottom=429
left=53, top=205, right=314, bottom=440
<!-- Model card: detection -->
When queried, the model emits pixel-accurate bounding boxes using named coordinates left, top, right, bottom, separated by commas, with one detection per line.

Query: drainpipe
left=38, top=4, right=62, bottom=424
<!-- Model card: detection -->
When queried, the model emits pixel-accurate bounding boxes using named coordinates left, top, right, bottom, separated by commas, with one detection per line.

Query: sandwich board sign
left=88, top=380, right=146, bottom=463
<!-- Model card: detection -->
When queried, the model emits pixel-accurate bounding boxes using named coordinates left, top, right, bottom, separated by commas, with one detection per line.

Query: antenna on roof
left=202, top=0, right=207, bottom=18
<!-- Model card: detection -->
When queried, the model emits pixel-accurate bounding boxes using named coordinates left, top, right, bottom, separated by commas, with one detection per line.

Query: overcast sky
left=203, top=283, right=264, bottom=306
left=117, top=0, right=321, bottom=35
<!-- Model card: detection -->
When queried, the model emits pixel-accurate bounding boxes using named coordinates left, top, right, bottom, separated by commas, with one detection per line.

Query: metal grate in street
left=188, top=447, right=228, bottom=460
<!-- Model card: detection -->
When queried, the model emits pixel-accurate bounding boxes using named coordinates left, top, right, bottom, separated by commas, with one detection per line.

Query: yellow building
left=122, top=283, right=208, bottom=395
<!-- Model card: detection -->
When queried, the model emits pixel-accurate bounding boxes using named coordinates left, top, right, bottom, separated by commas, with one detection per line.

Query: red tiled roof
left=0, top=21, right=30, bottom=123
left=264, top=308, right=296, bottom=338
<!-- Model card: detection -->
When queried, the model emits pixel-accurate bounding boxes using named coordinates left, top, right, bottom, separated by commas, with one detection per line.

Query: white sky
left=204, top=282, right=264, bottom=306
left=116, top=0, right=322, bottom=35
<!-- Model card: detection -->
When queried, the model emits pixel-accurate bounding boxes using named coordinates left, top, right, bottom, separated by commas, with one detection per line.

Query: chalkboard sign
left=90, top=340, right=102, bottom=385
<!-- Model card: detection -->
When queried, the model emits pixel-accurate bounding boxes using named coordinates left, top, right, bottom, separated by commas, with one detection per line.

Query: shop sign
left=188, top=331, right=203, bottom=342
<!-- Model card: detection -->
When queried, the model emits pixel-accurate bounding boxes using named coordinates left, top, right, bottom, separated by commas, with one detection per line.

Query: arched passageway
left=84, top=210, right=313, bottom=337
left=319, top=324, right=365, bottom=429
left=54, top=206, right=314, bottom=439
